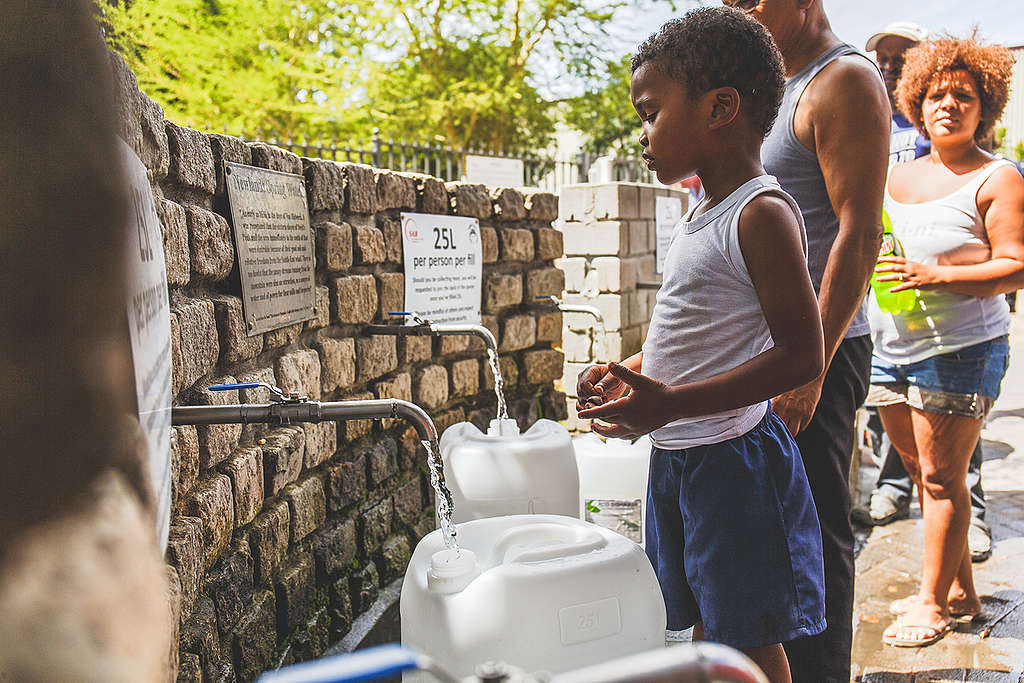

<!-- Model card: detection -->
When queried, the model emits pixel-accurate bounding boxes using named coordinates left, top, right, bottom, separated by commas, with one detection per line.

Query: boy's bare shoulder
left=738, top=192, right=801, bottom=237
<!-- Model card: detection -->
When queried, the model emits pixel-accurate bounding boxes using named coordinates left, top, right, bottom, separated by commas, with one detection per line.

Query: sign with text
left=401, top=213, right=483, bottom=324
left=464, top=154, right=524, bottom=188
left=120, top=140, right=172, bottom=551
left=655, top=195, right=684, bottom=275
left=225, top=162, right=315, bottom=335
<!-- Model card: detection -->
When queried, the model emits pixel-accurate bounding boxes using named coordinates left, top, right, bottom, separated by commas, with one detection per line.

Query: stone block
left=285, top=476, right=326, bottom=544
left=317, top=337, right=356, bottom=393
left=212, top=295, right=262, bottom=363
left=379, top=535, right=412, bottom=583
left=166, top=516, right=203, bottom=618
left=356, top=335, right=398, bottom=382
left=302, top=421, right=337, bottom=469
left=328, top=577, right=354, bottom=641
left=219, top=446, right=264, bottom=528
left=450, top=358, right=480, bottom=397
left=314, top=519, right=357, bottom=580
left=563, top=328, right=594, bottom=363
left=399, top=336, right=432, bottom=364
left=303, top=158, right=346, bottom=211
left=500, top=315, right=537, bottom=351
left=525, top=266, right=565, bottom=300
left=499, top=228, right=534, bottom=262
left=139, top=95, right=170, bottom=181
left=414, top=365, right=449, bottom=410
left=558, top=256, right=588, bottom=293
left=364, top=438, right=398, bottom=488
left=249, top=499, right=290, bottom=583
left=520, top=349, right=565, bottom=384
left=509, top=397, right=540, bottom=430
left=535, top=228, right=563, bottom=261
left=231, top=590, right=277, bottom=681
left=192, top=380, right=243, bottom=471
left=202, top=538, right=253, bottom=638
left=393, top=477, right=424, bottom=526
left=564, top=292, right=628, bottom=331
left=562, top=220, right=628, bottom=256
left=360, top=498, right=394, bottom=555
left=409, top=173, right=448, bottom=214
left=377, top=272, right=404, bottom=317
left=350, top=563, right=379, bottom=612
left=482, top=354, right=518, bottom=391
left=208, top=133, right=251, bottom=196
left=373, top=371, right=412, bottom=402
left=262, top=426, right=305, bottom=496
left=628, top=220, right=654, bottom=256
left=524, top=190, right=559, bottom=222
left=592, top=256, right=637, bottom=292
left=481, top=226, right=498, bottom=263
left=178, top=654, right=201, bottom=683
left=306, top=284, right=331, bottom=330
left=433, top=407, right=466, bottom=436
left=491, top=187, right=527, bottom=220
left=352, top=224, right=386, bottom=264
left=178, top=595, right=220, bottom=681
left=375, top=170, right=417, bottom=210
left=172, top=425, right=200, bottom=510
left=185, top=474, right=234, bottom=571
left=594, top=183, right=641, bottom=220
left=236, top=367, right=276, bottom=442
left=561, top=361, right=591, bottom=399
left=435, top=334, right=469, bottom=356
left=483, top=272, right=523, bottom=313
left=292, top=609, right=331, bottom=664
left=165, top=123, right=217, bottom=194
left=377, top=215, right=404, bottom=264
left=248, top=142, right=303, bottom=175
left=600, top=326, right=644, bottom=363
left=184, top=205, right=233, bottom=281
left=276, top=553, right=316, bottom=633
left=110, top=51, right=142, bottom=153
left=446, top=182, right=491, bottom=218
left=276, top=349, right=322, bottom=400
left=156, top=198, right=189, bottom=287
left=332, top=274, right=378, bottom=324
left=315, top=221, right=353, bottom=272
left=326, top=456, right=367, bottom=511
left=343, top=163, right=378, bottom=214
left=559, top=184, right=588, bottom=222
left=263, top=321, right=302, bottom=350
left=173, top=298, right=218, bottom=392
left=536, top=310, right=562, bottom=343
left=337, top=390, right=374, bottom=441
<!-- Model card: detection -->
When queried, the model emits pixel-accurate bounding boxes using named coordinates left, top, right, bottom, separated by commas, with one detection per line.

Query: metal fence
left=229, top=130, right=652, bottom=191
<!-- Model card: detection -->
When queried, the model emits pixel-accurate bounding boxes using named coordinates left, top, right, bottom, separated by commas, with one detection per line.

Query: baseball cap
left=865, top=21, right=930, bottom=52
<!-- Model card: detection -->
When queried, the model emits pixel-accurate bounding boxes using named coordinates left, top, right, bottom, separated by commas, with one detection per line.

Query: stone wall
left=556, top=183, right=687, bottom=432
left=110, top=54, right=566, bottom=681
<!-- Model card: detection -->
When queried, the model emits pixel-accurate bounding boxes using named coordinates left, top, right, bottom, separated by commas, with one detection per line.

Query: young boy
left=577, top=8, right=826, bottom=682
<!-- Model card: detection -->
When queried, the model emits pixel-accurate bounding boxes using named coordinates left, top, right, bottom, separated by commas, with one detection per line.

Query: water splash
left=486, top=348, right=509, bottom=420
left=423, top=438, right=458, bottom=549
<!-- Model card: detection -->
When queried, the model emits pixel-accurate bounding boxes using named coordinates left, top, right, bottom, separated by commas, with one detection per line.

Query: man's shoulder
left=808, top=52, right=885, bottom=102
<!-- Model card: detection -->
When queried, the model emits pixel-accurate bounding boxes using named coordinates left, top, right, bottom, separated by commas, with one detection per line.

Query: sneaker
left=969, top=518, right=992, bottom=562
left=852, top=491, right=910, bottom=526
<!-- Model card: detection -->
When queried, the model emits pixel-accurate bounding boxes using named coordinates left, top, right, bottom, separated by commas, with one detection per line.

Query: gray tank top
left=762, top=43, right=877, bottom=338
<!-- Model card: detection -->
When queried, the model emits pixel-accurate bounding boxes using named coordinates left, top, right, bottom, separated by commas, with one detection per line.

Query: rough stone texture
left=356, top=335, right=398, bottom=382
left=378, top=535, right=412, bottom=583
left=261, top=427, right=305, bottom=496
left=377, top=215, right=404, bottom=264
left=436, top=334, right=469, bottom=356
left=535, top=228, right=563, bottom=262
left=191, top=380, right=243, bottom=471
left=231, top=590, right=276, bottom=681
left=338, top=391, right=374, bottom=441
left=276, top=349, right=322, bottom=400
left=350, top=563, right=379, bottom=613
left=236, top=366, right=276, bottom=443
left=360, top=498, right=394, bottom=555
left=373, top=372, right=412, bottom=403
left=328, top=577, right=354, bottom=641
left=316, top=337, right=356, bottom=393
left=315, top=221, right=353, bottom=272
left=208, top=133, right=251, bottom=196
left=327, top=456, right=367, bottom=512
left=483, top=272, right=523, bottom=313
left=332, top=274, right=378, bottom=324
left=450, top=358, right=480, bottom=397
left=491, top=187, right=527, bottom=220
left=219, top=446, right=264, bottom=528
left=110, top=52, right=143, bottom=157
left=306, top=285, right=331, bottom=330
left=303, top=158, right=346, bottom=211
left=211, top=295, right=262, bottom=363
left=524, top=190, right=559, bottom=221
left=275, top=554, right=315, bottom=633
left=185, top=474, right=234, bottom=571
left=184, top=205, right=234, bottom=281
left=520, top=349, right=565, bottom=385
left=172, top=426, right=200, bottom=511
left=393, top=478, right=424, bottom=525
left=167, top=516, right=203, bottom=619
left=352, top=224, right=386, bottom=264
left=314, top=519, right=357, bottom=580
left=526, top=266, right=566, bottom=300
left=375, top=170, right=417, bottom=210
left=364, top=438, right=398, bottom=489
left=302, top=421, right=337, bottom=469
left=399, top=336, right=432, bottom=365
left=179, top=595, right=220, bottom=682
left=263, top=321, right=303, bottom=351
left=284, top=476, right=327, bottom=544
left=139, top=95, right=170, bottom=181
left=481, top=226, right=499, bottom=263
left=411, top=174, right=448, bottom=214
left=178, top=654, right=202, bottom=683
left=202, top=538, right=254, bottom=638
left=248, top=142, right=303, bottom=175
left=500, top=315, right=537, bottom=351
left=536, top=310, right=562, bottom=343
left=156, top=198, right=190, bottom=287
left=446, top=182, right=491, bottom=218
left=249, top=500, right=290, bottom=584
left=414, top=365, right=449, bottom=410
left=343, top=163, right=378, bottom=214
left=173, top=298, right=219, bottom=394
left=166, top=123, right=217, bottom=194
left=377, top=272, right=404, bottom=318
left=499, top=228, right=534, bottom=262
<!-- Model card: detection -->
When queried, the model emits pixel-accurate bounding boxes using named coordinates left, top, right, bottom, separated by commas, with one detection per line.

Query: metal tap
left=365, top=312, right=498, bottom=357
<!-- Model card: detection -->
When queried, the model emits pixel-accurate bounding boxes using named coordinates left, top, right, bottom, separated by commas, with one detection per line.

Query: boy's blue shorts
left=645, top=406, right=826, bottom=649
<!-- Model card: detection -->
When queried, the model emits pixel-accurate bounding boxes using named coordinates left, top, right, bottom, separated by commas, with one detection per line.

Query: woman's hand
left=875, top=256, right=945, bottom=292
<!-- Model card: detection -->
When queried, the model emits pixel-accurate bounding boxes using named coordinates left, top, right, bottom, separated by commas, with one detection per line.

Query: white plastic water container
left=573, top=433, right=652, bottom=545
left=441, top=418, right=580, bottom=523
left=400, top=514, right=667, bottom=681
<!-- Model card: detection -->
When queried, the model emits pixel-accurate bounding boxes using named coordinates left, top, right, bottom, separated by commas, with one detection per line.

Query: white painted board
left=401, top=213, right=483, bottom=324
left=464, top=154, right=524, bottom=187
left=654, top=195, right=683, bottom=275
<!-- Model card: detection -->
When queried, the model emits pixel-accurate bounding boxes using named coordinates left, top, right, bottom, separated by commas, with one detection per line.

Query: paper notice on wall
left=655, top=195, right=683, bottom=275
left=120, top=140, right=172, bottom=551
left=401, top=213, right=483, bottom=324
left=464, top=154, right=525, bottom=187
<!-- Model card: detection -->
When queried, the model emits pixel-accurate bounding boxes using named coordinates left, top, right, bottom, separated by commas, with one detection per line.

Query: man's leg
left=852, top=411, right=913, bottom=525
left=783, top=336, right=871, bottom=683
left=966, top=439, right=992, bottom=561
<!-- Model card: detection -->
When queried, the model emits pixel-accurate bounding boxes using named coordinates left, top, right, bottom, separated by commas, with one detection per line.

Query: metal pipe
left=550, top=643, right=769, bottom=683
left=364, top=320, right=498, bottom=358
left=533, top=295, right=604, bottom=327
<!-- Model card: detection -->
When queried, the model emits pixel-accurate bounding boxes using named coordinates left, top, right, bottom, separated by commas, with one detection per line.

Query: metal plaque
left=225, top=162, right=315, bottom=335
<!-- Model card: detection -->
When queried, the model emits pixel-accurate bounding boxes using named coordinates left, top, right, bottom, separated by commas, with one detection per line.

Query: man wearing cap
left=853, top=21, right=993, bottom=565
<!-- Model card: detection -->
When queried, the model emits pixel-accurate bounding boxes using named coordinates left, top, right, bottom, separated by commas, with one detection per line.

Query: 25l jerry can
left=441, top=418, right=580, bottom=524
left=573, top=432, right=652, bottom=545
left=400, top=515, right=667, bottom=681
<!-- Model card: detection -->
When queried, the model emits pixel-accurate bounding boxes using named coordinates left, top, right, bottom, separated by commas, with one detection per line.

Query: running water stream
left=486, top=348, right=509, bottom=420
left=424, top=437, right=458, bottom=549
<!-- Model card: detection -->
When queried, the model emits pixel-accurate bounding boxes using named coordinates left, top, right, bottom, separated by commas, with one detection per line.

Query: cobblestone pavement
left=851, top=313, right=1024, bottom=682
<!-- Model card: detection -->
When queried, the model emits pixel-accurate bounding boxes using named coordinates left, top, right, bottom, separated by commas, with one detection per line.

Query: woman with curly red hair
left=869, top=35, right=1024, bottom=647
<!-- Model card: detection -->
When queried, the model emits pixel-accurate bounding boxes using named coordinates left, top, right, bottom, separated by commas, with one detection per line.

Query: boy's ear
left=707, top=87, right=740, bottom=130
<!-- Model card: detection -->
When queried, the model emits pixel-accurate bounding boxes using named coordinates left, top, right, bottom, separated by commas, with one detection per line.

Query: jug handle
left=490, top=523, right=606, bottom=565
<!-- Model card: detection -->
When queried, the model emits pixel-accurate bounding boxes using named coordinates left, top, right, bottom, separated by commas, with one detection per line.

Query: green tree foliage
left=562, top=54, right=638, bottom=155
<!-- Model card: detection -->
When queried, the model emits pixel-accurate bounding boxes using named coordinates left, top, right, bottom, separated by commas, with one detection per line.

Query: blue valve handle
left=208, top=382, right=261, bottom=391
left=255, top=644, right=421, bottom=683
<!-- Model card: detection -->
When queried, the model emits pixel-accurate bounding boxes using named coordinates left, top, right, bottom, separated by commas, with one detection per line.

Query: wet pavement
left=850, top=313, right=1024, bottom=682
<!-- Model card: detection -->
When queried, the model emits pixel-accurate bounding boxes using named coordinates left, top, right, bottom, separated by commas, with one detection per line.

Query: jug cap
left=427, top=548, right=478, bottom=594
left=487, top=418, right=520, bottom=437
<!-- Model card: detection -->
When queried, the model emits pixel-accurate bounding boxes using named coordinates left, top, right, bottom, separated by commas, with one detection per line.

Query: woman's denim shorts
left=867, top=335, right=1010, bottom=419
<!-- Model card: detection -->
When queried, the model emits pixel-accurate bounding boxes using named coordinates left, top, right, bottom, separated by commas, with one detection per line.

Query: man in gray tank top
left=728, top=1, right=890, bottom=680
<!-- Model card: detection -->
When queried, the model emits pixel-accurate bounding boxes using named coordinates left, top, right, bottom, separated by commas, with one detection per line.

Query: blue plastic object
left=255, top=644, right=421, bottom=683
left=208, top=382, right=261, bottom=391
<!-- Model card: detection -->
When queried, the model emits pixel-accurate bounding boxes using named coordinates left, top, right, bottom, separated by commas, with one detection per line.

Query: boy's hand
left=772, top=375, right=824, bottom=435
left=577, top=362, right=677, bottom=439
left=575, top=363, right=632, bottom=412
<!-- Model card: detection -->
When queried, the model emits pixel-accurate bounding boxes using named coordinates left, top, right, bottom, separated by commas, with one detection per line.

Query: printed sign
left=655, top=195, right=683, bottom=275
left=464, top=154, right=525, bottom=187
left=401, top=213, right=483, bottom=324
left=225, top=162, right=315, bottom=335
left=120, top=140, right=172, bottom=551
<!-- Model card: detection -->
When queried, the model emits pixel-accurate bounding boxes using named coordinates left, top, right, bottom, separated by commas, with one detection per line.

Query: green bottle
left=871, top=210, right=918, bottom=313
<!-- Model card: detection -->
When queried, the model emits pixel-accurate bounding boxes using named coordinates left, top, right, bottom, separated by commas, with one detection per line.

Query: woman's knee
left=919, top=462, right=965, bottom=500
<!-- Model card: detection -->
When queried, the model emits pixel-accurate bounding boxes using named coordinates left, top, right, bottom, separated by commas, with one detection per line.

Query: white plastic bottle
left=573, top=432, right=652, bottom=544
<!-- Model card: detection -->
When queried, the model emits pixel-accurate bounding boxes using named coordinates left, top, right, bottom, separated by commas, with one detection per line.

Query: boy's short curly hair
left=896, top=35, right=1016, bottom=143
left=631, top=6, right=785, bottom=139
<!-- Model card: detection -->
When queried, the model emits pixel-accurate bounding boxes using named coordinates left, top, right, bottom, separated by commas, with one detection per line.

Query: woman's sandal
left=889, top=595, right=981, bottom=624
left=882, top=615, right=955, bottom=648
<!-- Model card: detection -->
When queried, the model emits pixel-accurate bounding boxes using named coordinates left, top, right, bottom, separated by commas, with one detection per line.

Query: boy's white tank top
left=642, top=175, right=806, bottom=449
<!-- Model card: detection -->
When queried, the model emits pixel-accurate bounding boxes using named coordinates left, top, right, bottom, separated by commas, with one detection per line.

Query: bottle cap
left=427, top=548, right=477, bottom=594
